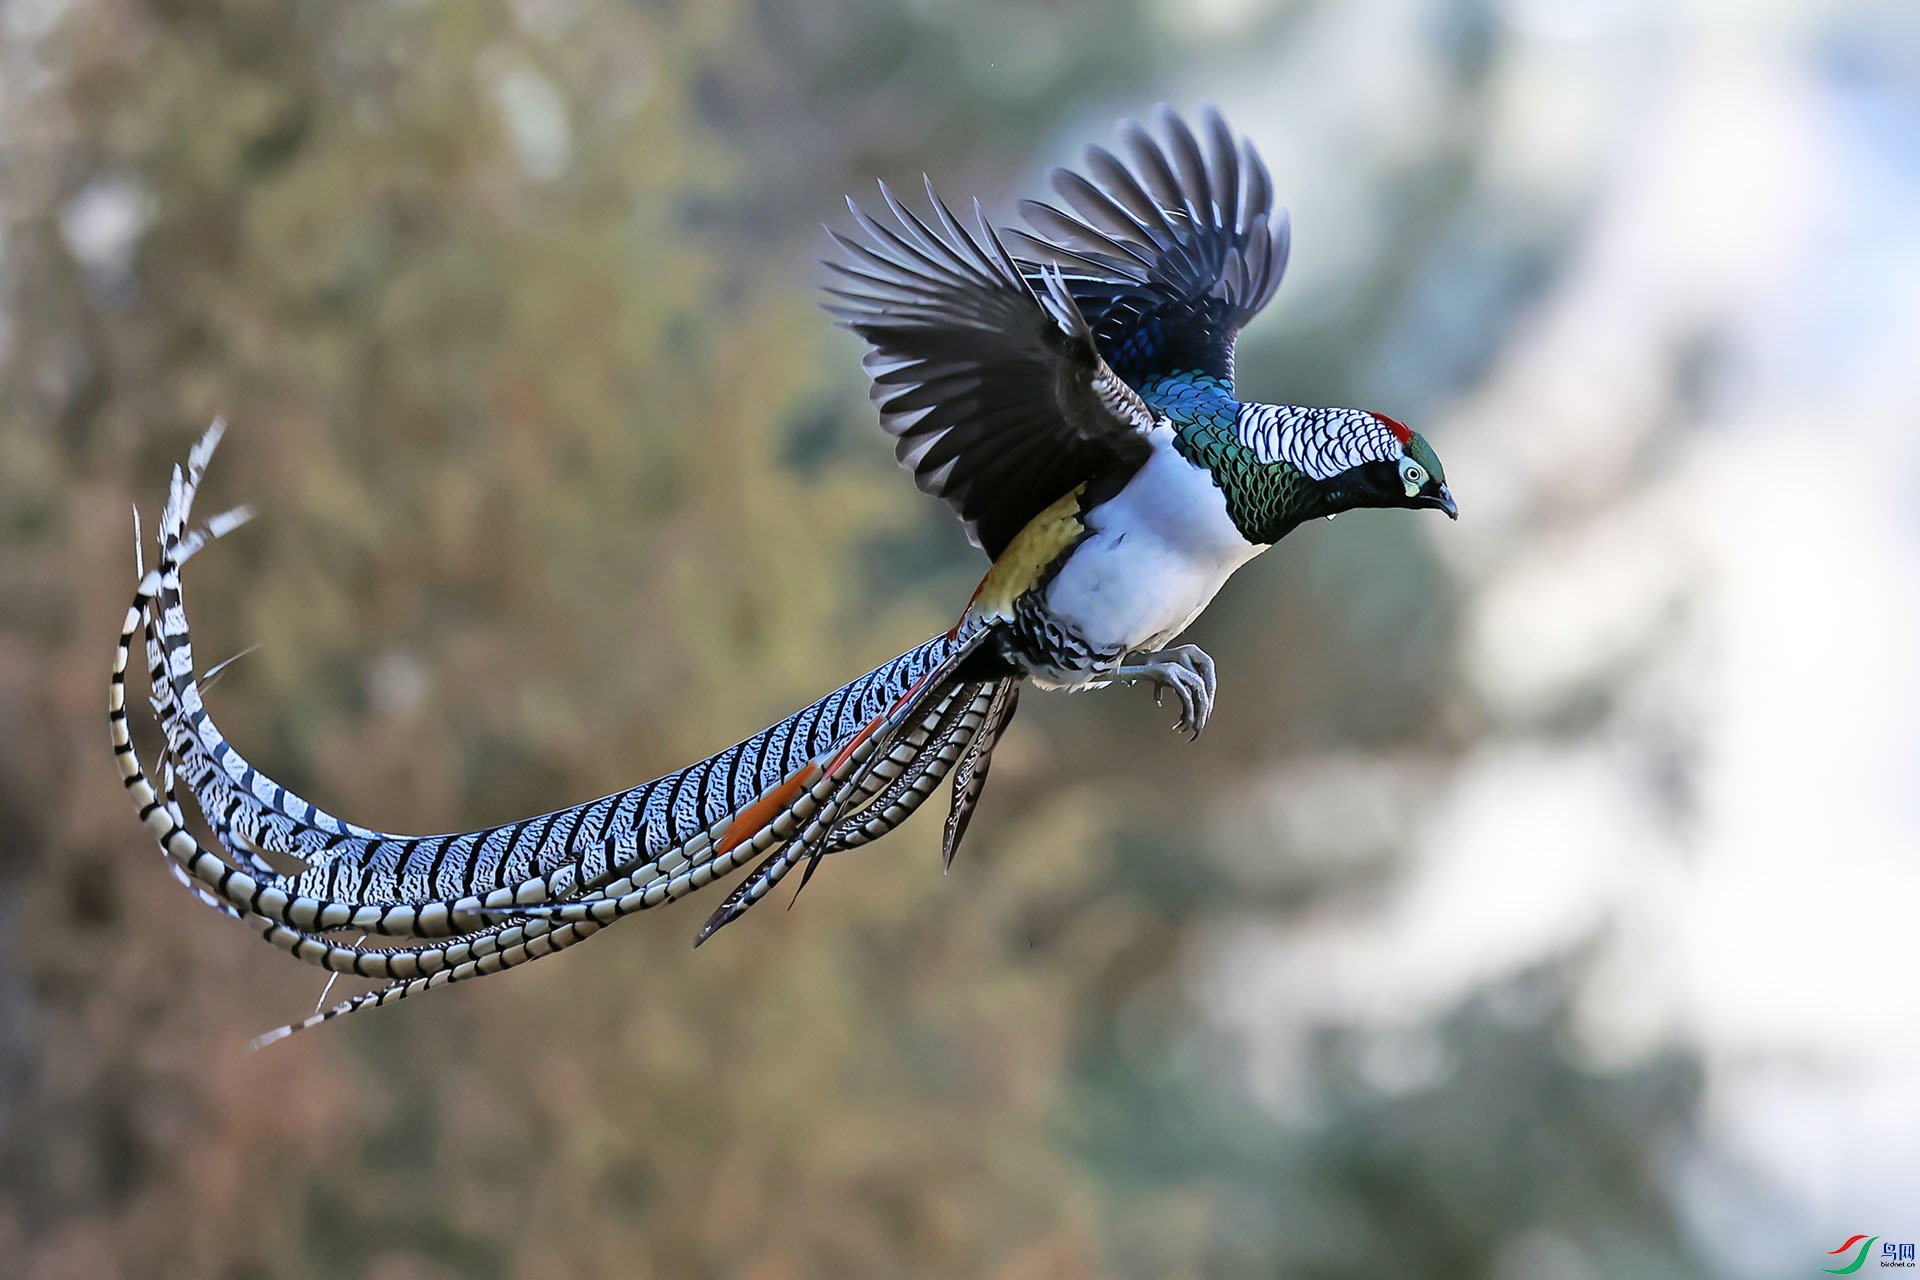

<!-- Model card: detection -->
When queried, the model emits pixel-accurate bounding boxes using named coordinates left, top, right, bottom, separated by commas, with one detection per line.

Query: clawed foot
left=1115, top=644, right=1217, bottom=739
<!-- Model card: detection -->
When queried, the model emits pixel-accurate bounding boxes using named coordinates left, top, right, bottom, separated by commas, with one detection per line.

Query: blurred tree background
left=7, top=0, right=1919, bottom=1276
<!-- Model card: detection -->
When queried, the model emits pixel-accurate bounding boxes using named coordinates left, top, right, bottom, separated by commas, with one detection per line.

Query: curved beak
left=1429, top=484, right=1457, bottom=520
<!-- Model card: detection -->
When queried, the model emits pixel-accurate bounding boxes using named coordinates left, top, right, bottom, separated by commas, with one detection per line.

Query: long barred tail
left=110, top=423, right=1020, bottom=1045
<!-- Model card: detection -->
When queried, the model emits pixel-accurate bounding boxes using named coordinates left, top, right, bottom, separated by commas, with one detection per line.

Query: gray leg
left=1111, top=644, right=1218, bottom=739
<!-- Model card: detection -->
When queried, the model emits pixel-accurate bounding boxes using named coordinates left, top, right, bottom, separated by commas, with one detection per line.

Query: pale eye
left=1399, top=460, right=1427, bottom=496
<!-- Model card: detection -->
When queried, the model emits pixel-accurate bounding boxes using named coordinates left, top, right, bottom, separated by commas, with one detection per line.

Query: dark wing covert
left=826, top=180, right=1157, bottom=561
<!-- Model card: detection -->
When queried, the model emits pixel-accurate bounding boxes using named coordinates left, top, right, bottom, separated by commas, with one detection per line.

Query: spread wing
left=1005, top=105, right=1290, bottom=388
left=826, top=180, right=1157, bottom=561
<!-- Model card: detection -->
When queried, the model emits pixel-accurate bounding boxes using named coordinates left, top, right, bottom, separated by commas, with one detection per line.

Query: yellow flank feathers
left=967, top=486, right=1088, bottom=621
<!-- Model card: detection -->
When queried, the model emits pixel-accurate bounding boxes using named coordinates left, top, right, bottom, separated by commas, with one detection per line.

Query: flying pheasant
left=109, top=107, right=1454, bottom=1044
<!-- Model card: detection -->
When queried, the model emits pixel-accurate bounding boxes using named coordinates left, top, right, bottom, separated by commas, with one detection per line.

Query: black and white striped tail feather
left=108, top=453, right=540, bottom=985
left=712, top=670, right=1020, bottom=926
left=123, top=533, right=985, bottom=1042
left=132, top=565, right=977, bottom=959
left=248, top=674, right=998, bottom=1047
left=121, top=502, right=248, bottom=922
left=131, top=545, right=974, bottom=941
left=244, top=670, right=998, bottom=1046
left=143, top=422, right=612, bottom=915
left=131, top=445, right=522, bottom=940
left=115, top=526, right=561, bottom=976
left=943, top=678, right=1019, bottom=870
left=139, top=423, right=975, bottom=926
left=690, top=668, right=998, bottom=945
left=820, top=680, right=1001, bottom=853
left=147, top=421, right=384, bottom=856
left=165, top=600, right=980, bottom=941
left=115, top=423, right=1015, bottom=1041
left=110, top=487, right=264, bottom=910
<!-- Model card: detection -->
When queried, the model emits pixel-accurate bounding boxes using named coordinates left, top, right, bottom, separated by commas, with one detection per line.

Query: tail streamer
left=109, top=423, right=1019, bottom=1044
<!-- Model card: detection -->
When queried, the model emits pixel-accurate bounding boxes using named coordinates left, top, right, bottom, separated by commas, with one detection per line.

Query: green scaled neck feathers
left=1143, top=378, right=1454, bottom=544
left=1168, top=405, right=1328, bottom=544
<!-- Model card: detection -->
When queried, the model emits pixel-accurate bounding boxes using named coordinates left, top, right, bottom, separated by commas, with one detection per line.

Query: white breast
left=1041, top=429, right=1264, bottom=666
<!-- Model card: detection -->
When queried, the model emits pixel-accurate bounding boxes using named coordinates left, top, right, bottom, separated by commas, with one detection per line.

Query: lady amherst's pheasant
left=109, top=107, right=1454, bottom=1044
